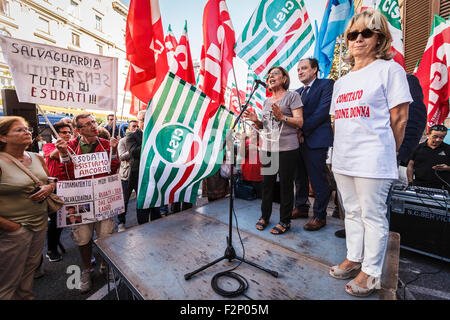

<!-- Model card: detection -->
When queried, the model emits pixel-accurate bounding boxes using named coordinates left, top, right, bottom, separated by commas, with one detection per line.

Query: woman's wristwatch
left=284, top=116, right=288, bottom=123
left=47, top=177, right=58, bottom=184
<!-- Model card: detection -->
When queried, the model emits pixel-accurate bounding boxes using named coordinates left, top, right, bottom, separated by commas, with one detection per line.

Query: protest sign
left=72, top=151, right=109, bottom=178
left=56, top=174, right=124, bottom=227
left=0, top=35, right=118, bottom=111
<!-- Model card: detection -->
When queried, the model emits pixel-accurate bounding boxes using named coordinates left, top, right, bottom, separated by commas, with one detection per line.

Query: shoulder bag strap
left=0, top=152, right=43, bottom=186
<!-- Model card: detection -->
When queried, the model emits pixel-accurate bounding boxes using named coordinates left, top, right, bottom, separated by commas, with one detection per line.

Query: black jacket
left=126, top=128, right=143, bottom=180
left=397, top=74, right=427, bottom=165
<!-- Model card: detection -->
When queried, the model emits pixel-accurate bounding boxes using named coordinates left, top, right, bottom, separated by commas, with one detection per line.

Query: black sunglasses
left=347, top=28, right=375, bottom=41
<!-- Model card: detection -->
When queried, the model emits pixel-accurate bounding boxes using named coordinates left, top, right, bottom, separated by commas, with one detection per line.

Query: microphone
left=255, top=79, right=268, bottom=88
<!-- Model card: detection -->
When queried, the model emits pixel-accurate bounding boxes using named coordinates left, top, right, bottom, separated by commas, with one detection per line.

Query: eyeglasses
left=347, top=28, right=376, bottom=41
left=429, top=125, right=447, bottom=132
left=78, top=120, right=97, bottom=128
left=13, top=127, right=33, bottom=134
left=267, top=70, right=282, bottom=77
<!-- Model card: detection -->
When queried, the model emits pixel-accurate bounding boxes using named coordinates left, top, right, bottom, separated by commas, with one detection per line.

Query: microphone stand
left=184, top=81, right=278, bottom=280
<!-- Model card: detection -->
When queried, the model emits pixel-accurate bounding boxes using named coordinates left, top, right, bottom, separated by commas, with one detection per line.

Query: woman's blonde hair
left=343, top=9, right=394, bottom=65
left=0, top=116, right=28, bottom=151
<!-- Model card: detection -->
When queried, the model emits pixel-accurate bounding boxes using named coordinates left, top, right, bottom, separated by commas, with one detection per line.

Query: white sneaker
left=117, top=223, right=126, bottom=232
left=80, top=269, right=92, bottom=293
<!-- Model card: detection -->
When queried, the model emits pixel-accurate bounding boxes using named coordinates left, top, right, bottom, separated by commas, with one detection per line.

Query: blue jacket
left=296, top=78, right=334, bottom=149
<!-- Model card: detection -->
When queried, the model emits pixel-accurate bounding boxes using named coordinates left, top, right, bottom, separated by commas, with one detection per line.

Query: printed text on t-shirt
left=335, top=106, right=370, bottom=119
left=334, top=89, right=370, bottom=120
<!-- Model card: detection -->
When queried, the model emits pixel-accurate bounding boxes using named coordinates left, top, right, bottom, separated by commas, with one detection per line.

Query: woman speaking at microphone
left=245, top=66, right=303, bottom=235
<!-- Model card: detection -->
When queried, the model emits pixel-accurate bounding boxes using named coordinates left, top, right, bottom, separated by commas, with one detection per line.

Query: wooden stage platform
left=95, top=197, right=400, bottom=300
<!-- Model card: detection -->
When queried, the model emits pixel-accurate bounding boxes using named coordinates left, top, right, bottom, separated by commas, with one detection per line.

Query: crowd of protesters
left=1, top=9, right=449, bottom=300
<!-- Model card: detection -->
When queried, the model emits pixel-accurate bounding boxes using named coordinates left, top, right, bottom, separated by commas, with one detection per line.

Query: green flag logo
left=155, top=124, right=200, bottom=165
left=266, top=0, right=301, bottom=32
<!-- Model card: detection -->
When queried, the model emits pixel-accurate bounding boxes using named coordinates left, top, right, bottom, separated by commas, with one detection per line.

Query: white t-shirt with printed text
left=330, top=59, right=412, bottom=179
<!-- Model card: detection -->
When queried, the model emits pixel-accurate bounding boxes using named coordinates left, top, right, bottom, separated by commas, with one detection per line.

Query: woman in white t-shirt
left=328, top=9, right=412, bottom=297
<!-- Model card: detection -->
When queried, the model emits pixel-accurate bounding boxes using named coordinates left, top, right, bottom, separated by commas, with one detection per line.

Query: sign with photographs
left=56, top=174, right=124, bottom=227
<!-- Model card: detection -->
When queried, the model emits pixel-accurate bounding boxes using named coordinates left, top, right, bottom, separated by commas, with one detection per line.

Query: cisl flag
left=377, top=0, right=405, bottom=69
left=137, top=72, right=233, bottom=208
left=415, top=15, right=450, bottom=128
left=170, top=20, right=196, bottom=86
left=236, top=0, right=315, bottom=77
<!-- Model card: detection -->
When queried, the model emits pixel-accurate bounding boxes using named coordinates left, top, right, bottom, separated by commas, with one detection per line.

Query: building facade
left=0, top=0, right=132, bottom=117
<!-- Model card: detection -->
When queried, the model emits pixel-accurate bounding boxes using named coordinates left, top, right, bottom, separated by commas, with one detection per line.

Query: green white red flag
left=415, top=15, right=450, bottom=128
left=245, top=68, right=265, bottom=116
left=137, top=73, right=233, bottom=208
left=235, top=0, right=315, bottom=77
left=170, top=20, right=196, bottom=86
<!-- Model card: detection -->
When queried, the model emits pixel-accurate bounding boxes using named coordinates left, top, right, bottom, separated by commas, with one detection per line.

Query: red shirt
left=43, top=143, right=70, bottom=181
left=241, top=137, right=262, bottom=182
left=65, top=137, right=120, bottom=180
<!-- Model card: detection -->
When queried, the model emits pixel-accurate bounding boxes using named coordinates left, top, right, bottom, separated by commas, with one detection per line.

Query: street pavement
left=32, top=196, right=450, bottom=300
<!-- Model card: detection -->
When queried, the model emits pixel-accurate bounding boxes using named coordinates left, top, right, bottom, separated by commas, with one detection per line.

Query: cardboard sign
left=0, top=36, right=118, bottom=111
left=72, top=151, right=109, bottom=178
left=56, top=174, right=124, bottom=227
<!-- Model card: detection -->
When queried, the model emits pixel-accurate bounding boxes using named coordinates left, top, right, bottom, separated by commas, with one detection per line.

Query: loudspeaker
left=1, top=89, right=39, bottom=152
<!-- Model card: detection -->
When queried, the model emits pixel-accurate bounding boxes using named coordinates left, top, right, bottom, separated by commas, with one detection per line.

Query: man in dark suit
left=126, top=110, right=161, bottom=224
left=397, top=74, right=427, bottom=167
left=293, top=58, right=334, bottom=231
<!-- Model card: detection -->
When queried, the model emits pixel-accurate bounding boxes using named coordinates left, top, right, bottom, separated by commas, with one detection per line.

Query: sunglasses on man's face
left=347, top=28, right=375, bottom=41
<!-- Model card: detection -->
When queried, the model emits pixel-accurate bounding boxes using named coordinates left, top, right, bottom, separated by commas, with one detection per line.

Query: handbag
left=0, top=152, right=64, bottom=213
left=234, top=175, right=256, bottom=201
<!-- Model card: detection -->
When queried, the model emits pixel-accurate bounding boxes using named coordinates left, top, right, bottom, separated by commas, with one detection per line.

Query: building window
left=37, top=17, right=50, bottom=34
left=97, top=44, right=103, bottom=55
left=72, top=33, right=80, bottom=47
left=95, top=15, right=102, bottom=31
left=0, top=0, right=9, bottom=16
left=69, top=0, right=79, bottom=18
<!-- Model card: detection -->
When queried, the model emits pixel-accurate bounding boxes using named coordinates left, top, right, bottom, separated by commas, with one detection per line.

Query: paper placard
left=56, top=174, right=124, bottom=227
left=72, top=151, right=109, bottom=178
left=0, top=35, right=118, bottom=111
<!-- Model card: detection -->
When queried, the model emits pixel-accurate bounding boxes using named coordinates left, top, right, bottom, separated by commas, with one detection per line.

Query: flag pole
left=36, top=104, right=74, bottom=161
left=231, top=64, right=246, bottom=132
left=338, top=35, right=343, bottom=78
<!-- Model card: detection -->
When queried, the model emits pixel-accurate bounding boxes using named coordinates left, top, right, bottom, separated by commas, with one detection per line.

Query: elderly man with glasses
left=55, top=113, right=120, bottom=293
left=407, top=124, right=450, bottom=191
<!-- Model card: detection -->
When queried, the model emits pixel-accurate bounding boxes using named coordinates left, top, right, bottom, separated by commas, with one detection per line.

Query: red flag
left=165, top=24, right=178, bottom=65
left=199, top=0, right=236, bottom=116
left=129, top=93, right=145, bottom=117
left=170, top=20, right=196, bottom=86
left=125, top=0, right=168, bottom=104
left=415, top=15, right=450, bottom=128
left=228, top=87, right=246, bottom=114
